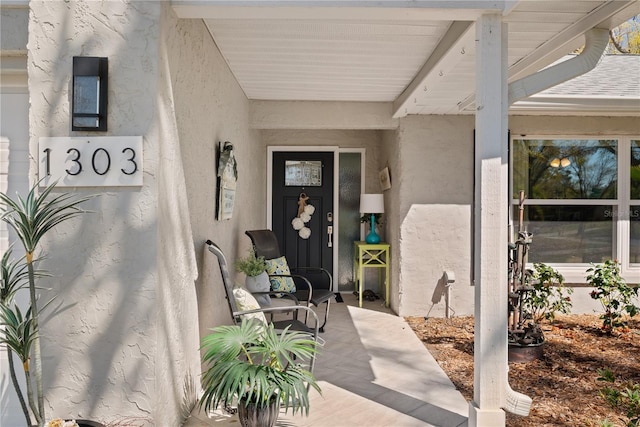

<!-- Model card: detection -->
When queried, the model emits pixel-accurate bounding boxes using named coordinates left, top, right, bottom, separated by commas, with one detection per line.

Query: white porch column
left=469, top=13, right=509, bottom=426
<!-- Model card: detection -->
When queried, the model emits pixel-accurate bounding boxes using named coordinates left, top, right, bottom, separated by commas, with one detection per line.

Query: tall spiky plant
left=0, top=248, right=32, bottom=425
left=0, top=181, right=93, bottom=426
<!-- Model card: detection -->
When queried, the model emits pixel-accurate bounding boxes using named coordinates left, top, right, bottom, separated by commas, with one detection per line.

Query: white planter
left=245, top=271, right=271, bottom=306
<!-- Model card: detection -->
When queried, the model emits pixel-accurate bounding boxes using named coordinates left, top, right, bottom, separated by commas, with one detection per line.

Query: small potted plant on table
left=199, top=319, right=321, bottom=427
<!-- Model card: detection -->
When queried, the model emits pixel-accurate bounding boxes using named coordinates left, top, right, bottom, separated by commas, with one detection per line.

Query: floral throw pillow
left=233, top=287, right=267, bottom=325
left=265, top=256, right=297, bottom=296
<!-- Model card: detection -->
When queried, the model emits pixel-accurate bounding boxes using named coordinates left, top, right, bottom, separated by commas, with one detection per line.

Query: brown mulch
left=406, top=314, right=640, bottom=427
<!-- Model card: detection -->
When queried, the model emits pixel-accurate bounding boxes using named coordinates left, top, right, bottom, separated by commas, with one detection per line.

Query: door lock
left=327, top=225, right=333, bottom=247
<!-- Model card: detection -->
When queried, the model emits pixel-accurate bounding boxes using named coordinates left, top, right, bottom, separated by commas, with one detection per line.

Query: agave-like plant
left=0, top=303, right=38, bottom=423
left=0, top=180, right=93, bottom=427
left=199, top=319, right=321, bottom=421
left=0, top=248, right=32, bottom=425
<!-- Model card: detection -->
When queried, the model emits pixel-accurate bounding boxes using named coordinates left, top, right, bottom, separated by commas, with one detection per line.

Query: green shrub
left=587, top=260, right=639, bottom=333
left=598, top=368, right=640, bottom=427
left=522, top=263, right=573, bottom=323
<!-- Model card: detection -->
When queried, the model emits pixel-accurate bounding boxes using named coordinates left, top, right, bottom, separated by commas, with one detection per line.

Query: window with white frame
left=511, top=136, right=639, bottom=280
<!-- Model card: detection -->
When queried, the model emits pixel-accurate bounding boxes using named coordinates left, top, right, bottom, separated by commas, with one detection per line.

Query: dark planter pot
left=508, top=341, right=544, bottom=363
left=237, top=396, right=280, bottom=427
left=76, top=421, right=105, bottom=427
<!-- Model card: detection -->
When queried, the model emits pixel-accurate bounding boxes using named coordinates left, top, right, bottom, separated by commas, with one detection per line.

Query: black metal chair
left=245, top=229, right=334, bottom=332
left=206, top=239, right=321, bottom=388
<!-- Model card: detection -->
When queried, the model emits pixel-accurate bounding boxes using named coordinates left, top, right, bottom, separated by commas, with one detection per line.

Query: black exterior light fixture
left=72, top=56, right=108, bottom=131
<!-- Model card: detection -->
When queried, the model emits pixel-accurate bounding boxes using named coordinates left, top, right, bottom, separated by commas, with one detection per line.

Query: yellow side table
left=353, top=241, right=390, bottom=308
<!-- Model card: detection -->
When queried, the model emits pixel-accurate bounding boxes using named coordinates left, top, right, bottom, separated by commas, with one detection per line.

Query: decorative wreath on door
left=291, top=192, right=315, bottom=239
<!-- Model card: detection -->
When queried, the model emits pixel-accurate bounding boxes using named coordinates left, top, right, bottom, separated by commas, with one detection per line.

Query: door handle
left=327, top=225, right=333, bottom=247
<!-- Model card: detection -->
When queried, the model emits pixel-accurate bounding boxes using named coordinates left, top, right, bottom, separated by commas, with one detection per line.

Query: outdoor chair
left=245, top=229, right=334, bottom=332
left=206, top=239, right=323, bottom=402
left=206, top=240, right=320, bottom=350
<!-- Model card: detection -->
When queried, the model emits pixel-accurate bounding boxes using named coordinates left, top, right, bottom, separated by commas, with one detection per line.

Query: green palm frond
left=199, top=319, right=320, bottom=415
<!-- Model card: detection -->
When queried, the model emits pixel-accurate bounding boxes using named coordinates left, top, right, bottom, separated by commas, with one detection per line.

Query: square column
left=469, top=13, right=509, bottom=427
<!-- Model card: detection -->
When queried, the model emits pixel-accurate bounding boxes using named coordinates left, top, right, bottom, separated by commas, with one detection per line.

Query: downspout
left=508, top=28, right=609, bottom=104
left=499, top=27, right=609, bottom=419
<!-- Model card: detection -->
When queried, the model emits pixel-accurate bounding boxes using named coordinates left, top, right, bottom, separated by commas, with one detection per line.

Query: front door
left=271, top=151, right=334, bottom=290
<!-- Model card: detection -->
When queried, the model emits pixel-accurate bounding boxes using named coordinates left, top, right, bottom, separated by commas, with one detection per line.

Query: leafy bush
left=587, top=260, right=639, bottom=333
left=522, top=263, right=573, bottom=323
left=598, top=368, right=640, bottom=427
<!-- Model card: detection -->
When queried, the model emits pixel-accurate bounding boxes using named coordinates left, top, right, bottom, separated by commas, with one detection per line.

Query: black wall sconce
left=72, top=56, right=108, bottom=131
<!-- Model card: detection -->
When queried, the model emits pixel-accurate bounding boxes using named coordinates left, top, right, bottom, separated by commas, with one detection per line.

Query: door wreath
left=291, top=192, right=314, bottom=239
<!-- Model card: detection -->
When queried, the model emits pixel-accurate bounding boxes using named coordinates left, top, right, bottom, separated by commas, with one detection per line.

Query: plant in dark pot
left=235, top=248, right=271, bottom=306
left=507, top=191, right=572, bottom=362
left=508, top=262, right=572, bottom=362
left=199, top=319, right=321, bottom=427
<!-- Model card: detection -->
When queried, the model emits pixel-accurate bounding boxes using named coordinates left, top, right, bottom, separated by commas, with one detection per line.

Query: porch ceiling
left=172, top=1, right=639, bottom=117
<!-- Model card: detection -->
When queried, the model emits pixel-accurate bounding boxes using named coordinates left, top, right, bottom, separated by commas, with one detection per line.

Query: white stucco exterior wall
left=26, top=1, right=268, bottom=423
left=392, top=116, right=475, bottom=317
left=162, top=10, right=267, bottom=341
left=389, top=114, right=639, bottom=318
left=26, top=1, right=192, bottom=424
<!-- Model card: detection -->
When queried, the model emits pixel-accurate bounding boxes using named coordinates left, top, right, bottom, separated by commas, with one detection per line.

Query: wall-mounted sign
left=39, top=136, right=143, bottom=187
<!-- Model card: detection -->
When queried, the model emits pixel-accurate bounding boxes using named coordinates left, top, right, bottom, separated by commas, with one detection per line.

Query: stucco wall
left=164, top=12, right=266, bottom=342
left=379, top=129, right=400, bottom=312
left=24, top=1, right=270, bottom=423
left=392, top=114, right=640, bottom=317
left=28, top=1, right=164, bottom=423
left=394, top=116, right=475, bottom=317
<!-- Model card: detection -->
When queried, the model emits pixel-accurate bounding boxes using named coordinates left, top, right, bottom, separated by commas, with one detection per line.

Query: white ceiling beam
left=392, top=21, right=475, bottom=118
left=172, top=0, right=512, bottom=21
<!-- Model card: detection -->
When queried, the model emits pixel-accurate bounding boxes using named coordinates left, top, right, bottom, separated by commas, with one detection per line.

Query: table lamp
left=360, top=194, right=384, bottom=244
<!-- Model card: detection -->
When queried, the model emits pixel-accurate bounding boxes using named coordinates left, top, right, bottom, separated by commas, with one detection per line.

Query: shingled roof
left=513, top=54, right=640, bottom=115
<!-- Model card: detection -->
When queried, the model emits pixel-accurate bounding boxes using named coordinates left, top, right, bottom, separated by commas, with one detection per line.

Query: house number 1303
left=38, top=136, right=143, bottom=187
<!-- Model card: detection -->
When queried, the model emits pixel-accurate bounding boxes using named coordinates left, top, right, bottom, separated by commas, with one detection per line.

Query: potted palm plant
left=235, top=249, right=271, bottom=306
left=199, top=319, right=321, bottom=427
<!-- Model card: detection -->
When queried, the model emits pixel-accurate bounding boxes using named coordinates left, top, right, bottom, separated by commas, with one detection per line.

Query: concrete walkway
left=184, top=293, right=469, bottom=427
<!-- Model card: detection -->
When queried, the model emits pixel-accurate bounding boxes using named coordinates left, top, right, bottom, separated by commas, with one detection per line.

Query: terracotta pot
left=237, top=396, right=280, bottom=427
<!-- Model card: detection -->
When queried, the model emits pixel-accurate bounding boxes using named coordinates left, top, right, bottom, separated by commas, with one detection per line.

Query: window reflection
left=517, top=205, right=613, bottom=263
left=513, top=139, right=617, bottom=200
left=632, top=141, right=640, bottom=200
left=632, top=205, right=640, bottom=264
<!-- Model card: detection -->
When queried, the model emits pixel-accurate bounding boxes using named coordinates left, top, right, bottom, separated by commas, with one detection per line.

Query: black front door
left=272, top=151, right=334, bottom=290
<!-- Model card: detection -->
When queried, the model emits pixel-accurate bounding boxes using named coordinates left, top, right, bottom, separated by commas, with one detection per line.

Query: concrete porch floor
left=183, top=292, right=469, bottom=427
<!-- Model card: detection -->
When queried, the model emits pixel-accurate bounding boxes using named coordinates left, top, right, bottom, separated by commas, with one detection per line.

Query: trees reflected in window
left=632, top=140, right=640, bottom=199
left=632, top=205, right=640, bottom=264
left=512, top=139, right=618, bottom=264
left=513, top=139, right=617, bottom=200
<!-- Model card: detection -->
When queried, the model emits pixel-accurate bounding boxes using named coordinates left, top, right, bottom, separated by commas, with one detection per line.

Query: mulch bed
left=406, top=314, right=640, bottom=426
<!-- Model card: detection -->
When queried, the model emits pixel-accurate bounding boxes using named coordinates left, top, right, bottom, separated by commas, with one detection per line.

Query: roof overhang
left=171, top=1, right=640, bottom=118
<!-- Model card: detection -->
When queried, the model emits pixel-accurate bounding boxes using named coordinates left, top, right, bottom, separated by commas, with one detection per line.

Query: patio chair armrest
left=234, top=305, right=320, bottom=333
left=267, top=273, right=313, bottom=293
left=250, top=290, right=301, bottom=304
left=290, top=266, right=333, bottom=289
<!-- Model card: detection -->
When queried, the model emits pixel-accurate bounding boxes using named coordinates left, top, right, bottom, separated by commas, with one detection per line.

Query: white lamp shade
left=360, top=194, right=384, bottom=214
